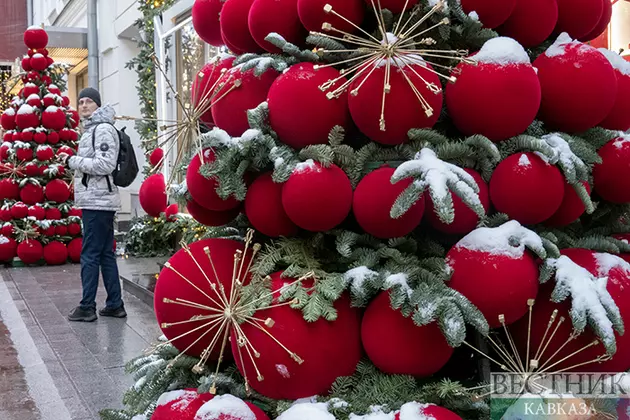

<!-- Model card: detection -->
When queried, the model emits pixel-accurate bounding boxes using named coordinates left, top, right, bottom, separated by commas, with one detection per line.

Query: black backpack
left=87, top=122, right=139, bottom=190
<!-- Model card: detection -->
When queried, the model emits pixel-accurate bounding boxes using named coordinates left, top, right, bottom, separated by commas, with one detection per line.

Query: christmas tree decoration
left=554, top=0, right=604, bottom=40
left=47, top=131, right=59, bottom=144
left=45, top=207, right=61, bottom=220
left=496, top=0, right=558, bottom=47
left=0, top=178, right=19, bottom=200
left=220, top=0, right=262, bottom=53
left=393, top=403, right=462, bottom=420
left=20, top=182, right=45, bottom=205
left=43, top=241, right=68, bottom=265
left=0, top=235, right=17, bottom=262
left=24, top=26, right=48, bottom=49
left=192, top=0, right=225, bottom=47
left=68, top=222, right=81, bottom=236
left=245, top=172, right=298, bottom=237
left=139, top=173, right=168, bottom=218
left=1, top=224, right=14, bottom=237
left=44, top=179, right=71, bottom=203
left=68, top=238, right=82, bottom=263
left=55, top=225, right=68, bottom=236
left=42, top=106, right=68, bottom=131
left=191, top=55, right=236, bottom=128
left=27, top=205, right=46, bottom=220
left=30, top=53, right=48, bottom=71
left=1, top=108, right=16, bottom=130
left=534, top=33, right=617, bottom=133
left=593, top=135, right=630, bottom=204
left=597, top=48, right=630, bottom=132
left=281, top=161, right=353, bottom=232
left=151, top=389, right=213, bottom=420
left=222, top=29, right=246, bottom=55
left=297, top=0, right=364, bottom=33
left=367, top=0, right=417, bottom=14
left=186, top=198, right=241, bottom=227
left=16, top=105, right=39, bottom=129
left=544, top=181, right=590, bottom=227
left=248, top=0, right=308, bottom=53
left=268, top=63, right=350, bottom=149
left=165, top=203, right=179, bottom=221
left=148, top=147, right=164, bottom=167
left=10, top=202, right=29, bottom=219
left=579, top=0, right=612, bottom=42
left=445, top=37, right=541, bottom=142
left=186, top=149, right=241, bottom=211
left=17, top=239, right=43, bottom=265
left=195, top=394, right=270, bottom=419
left=459, top=0, right=516, bottom=29
left=35, top=145, right=54, bottom=161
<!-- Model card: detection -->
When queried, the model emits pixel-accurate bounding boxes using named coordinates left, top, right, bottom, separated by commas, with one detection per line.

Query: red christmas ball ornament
left=27, top=93, right=43, bottom=107
left=496, top=0, right=558, bottom=47
left=362, top=291, right=453, bottom=376
left=245, top=172, right=298, bottom=237
left=186, top=199, right=241, bottom=226
left=222, top=29, right=246, bottom=55
left=555, top=0, right=603, bottom=40
left=191, top=56, right=235, bottom=127
left=545, top=181, right=591, bottom=227
left=353, top=166, right=424, bottom=239
left=24, top=162, right=39, bottom=177
left=1, top=108, right=16, bottom=130
left=394, top=403, right=462, bottom=420
left=68, top=223, right=81, bottom=236
left=3, top=131, right=13, bottom=142
left=47, top=131, right=60, bottom=145
left=534, top=34, right=617, bottom=133
left=11, top=131, right=22, bottom=142
left=24, top=26, right=48, bottom=49
left=36, top=145, right=54, bottom=161
left=490, top=152, right=564, bottom=225
left=0, top=235, right=17, bottom=262
left=363, top=0, right=417, bottom=14
left=232, top=272, right=362, bottom=399
left=192, top=0, right=225, bottom=47
left=195, top=394, right=270, bottom=420
left=165, top=203, right=178, bottom=221
left=17, top=239, right=43, bottom=265
left=45, top=207, right=62, bottom=220
left=580, top=0, right=612, bottom=42
left=68, top=207, right=82, bottom=217
left=151, top=389, right=213, bottom=420
left=43, top=241, right=67, bottom=265
left=47, top=84, right=61, bottom=96
left=298, top=0, right=365, bottom=33
left=212, top=66, right=279, bottom=136
left=43, top=225, right=56, bottom=236
left=248, top=0, right=308, bottom=53
left=27, top=71, right=40, bottom=82
left=20, top=183, right=44, bottom=205
left=148, top=147, right=164, bottom=167
left=446, top=37, right=540, bottom=142
left=0, top=209, right=11, bottom=222
left=41, top=75, right=52, bottom=85
left=45, top=179, right=71, bottom=203
left=16, top=104, right=40, bottom=129
left=16, top=146, right=34, bottom=162
left=61, top=96, right=70, bottom=107
left=446, top=221, right=540, bottom=328
left=186, top=149, right=241, bottom=211
left=139, top=173, right=167, bottom=218
left=21, top=56, right=32, bottom=71
left=33, top=131, right=47, bottom=144
left=67, top=109, right=80, bottom=128
left=68, top=130, right=78, bottom=141
left=0, top=179, right=19, bottom=200
left=348, top=62, right=442, bottom=145
left=460, top=0, right=516, bottom=29
left=0, top=144, right=10, bottom=162
left=30, top=53, right=48, bottom=71
left=10, top=202, right=29, bottom=219
left=42, top=94, right=57, bottom=108
left=2, top=224, right=14, bottom=237
left=593, top=135, right=630, bottom=204
left=221, top=0, right=263, bottom=53
left=268, top=62, right=351, bottom=148
left=426, top=168, right=490, bottom=235
left=59, top=129, right=72, bottom=141
left=55, top=225, right=68, bottom=236
left=56, top=145, right=74, bottom=157
left=42, top=106, right=68, bottom=131
left=27, top=205, right=46, bottom=220
left=598, top=49, right=630, bottom=132
left=68, top=238, right=82, bottom=263
left=22, top=82, right=39, bottom=98
left=21, top=130, right=34, bottom=142
left=282, top=161, right=352, bottom=232
left=46, top=57, right=54, bottom=67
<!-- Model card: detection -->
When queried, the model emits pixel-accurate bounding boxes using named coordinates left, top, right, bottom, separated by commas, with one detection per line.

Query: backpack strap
left=83, top=122, right=117, bottom=192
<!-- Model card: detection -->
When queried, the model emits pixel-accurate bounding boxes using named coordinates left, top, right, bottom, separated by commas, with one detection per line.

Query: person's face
left=78, top=97, right=98, bottom=119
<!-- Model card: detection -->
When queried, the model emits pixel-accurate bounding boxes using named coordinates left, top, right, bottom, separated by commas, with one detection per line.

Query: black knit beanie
left=78, top=87, right=102, bottom=107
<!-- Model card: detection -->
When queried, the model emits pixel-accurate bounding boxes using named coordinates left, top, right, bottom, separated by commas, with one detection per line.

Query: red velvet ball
left=20, top=183, right=45, bottom=205
left=282, top=162, right=352, bottom=231
left=27, top=71, right=40, bottom=82
left=24, top=163, right=39, bottom=177
left=28, top=205, right=46, bottom=220
left=67, top=224, right=81, bottom=236
left=1, top=108, right=16, bottom=130
left=33, top=132, right=47, bottom=144
left=67, top=109, right=80, bottom=128
left=149, top=147, right=164, bottom=167
left=348, top=63, right=442, bottom=145
left=62, top=96, right=70, bottom=107
left=43, top=241, right=67, bottom=265
left=353, top=167, right=424, bottom=239
left=154, top=238, right=252, bottom=357
left=30, top=54, right=48, bottom=71
left=41, top=75, right=52, bottom=85
left=593, top=136, right=630, bottom=204
left=186, top=149, right=241, bottom=211
left=55, top=225, right=68, bottom=236
left=1, top=224, right=13, bottom=237
left=3, top=131, right=13, bottom=142
left=21, top=131, right=34, bottom=142
left=248, top=0, right=308, bottom=53
left=16, top=147, right=34, bottom=162
left=363, top=0, right=417, bottom=13
left=42, top=226, right=55, bottom=236
left=17, top=239, right=43, bottom=264
left=45, top=207, right=61, bottom=220
left=42, top=106, right=68, bottom=131
left=447, top=224, right=540, bottom=328
left=68, top=207, right=82, bottom=218
left=362, top=291, right=453, bottom=376
left=534, top=38, right=617, bottom=133
left=221, top=0, right=263, bottom=53
left=47, top=132, right=59, bottom=145
left=490, top=152, right=564, bottom=225
left=0, top=236, right=17, bottom=262
left=446, top=38, right=540, bottom=142
left=195, top=394, right=270, bottom=420
left=245, top=172, right=298, bottom=237
left=24, top=27, right=48, bottom=49
left=580, top=0, right=612, bottom=42
left=36, top=145, right=54, bottom=161
left=222, top=29, right=246, bottom=55
left=192, top=56, right=236, bottom=127
left=426, top=168, right=490, bottom=235
left=298, top=0, right=365, bottom=33
left=139, top=174, right=167, bottom=217
left=460, top=0, right=516, bottom=28
left=0, top=179, right=19, bottom=200
left=59, top=129, right=71, bottom=141
left=21, top=56, right=32, bottom=71
left=165, top=204, right=178, bottom=221
left=394, top=404, right=462, bottom=420
left=496, top=0, right=558, bottom=47
left=555, top=0, right=603, bottom=40
left=56, top=145, right=75, bottom=157
left=212, top=67, right=279, bottom=136
left=545, top=181, right=590, bottom=227
left=10, top=202, right=29, bottom=219
left=0, top=209, right=11, bottom=222
left=151, top=389, right=213, bottom=420
left=232, top=272, right=362, bottom=399
left=46, top=57, right=54, bottom=67
left=598, top=49, right=630, bottom=132
left=45, top=179, right=71, bottom=203
left=68, top=130, right=78, bottom=141
left=187, top=199, right=240, bottom=226
left=29, top=93, right=45, bottom=107
left=68, top=238, right=82, bottom=263
left=22, top=83, right=39, bottom=97
left=268, top=62, right=351, bottom=148
left=192, top=0, right=225, bottom=47
left=16, top=105, right=40, bottom=129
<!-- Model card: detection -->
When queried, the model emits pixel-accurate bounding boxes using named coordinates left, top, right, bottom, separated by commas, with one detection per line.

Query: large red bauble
left=24, top=26, right=49, bottom=49
left=0, top=209, right=11, bottom=222
left=282, top=162, right=352, bottom=232
left=191, top=0, right=224, bottom=47
left=364, top=0, right=417, bottom=13
left=0, top=179, right=19, bottom=201
left=598, top=48, right=630, bottom=132
left=248, top=0, right=308, bottom=53
left=353, top=167, right=424, bottom=239
left=21, top=130, right=34, bottom=142
left=186, top=149, right=240, bottom=211
left=245, top=172, right=297, bottom=237
left=68, top=238, right=82, bottom=263
left=21, top=56, right=32, bottom=71
left=17, top=239, right=43, bottom=265
left=580, top=0, right=612, bottom=42
left=27, top=205, right=46, bottom=220
left=45, top=207, right=61, bottom=220
left=1, top=108, right=16, bottom=130
left=362, top=291, right=453, bottom=376
left=222, top=29, right=246, bottom=55
left=16, top=105, right=40, bottom=129
left=67, top=109, right=80, bottom=128
left=154, top=238, right=252, bottom=357
left=30, top=93, right=46, bottom=107
left=148, top=147, right=164, bottom=167
left=534, top=37, right=617, bottom=133
left=42, top=106, right=68, bottom=131
left=212, top=67, right=279, bottom=136
left=348, top=63, right=442, bottom=145
left=231, top=272, right=362, bottom=399
left=489, top=152, right=564, bottom=225
left=55, top=225, right=68, bottom=236
left=151, top=389, right=212, bottom=420
left=394, top=403, right=462, bottom=420
left=446, top=223, right=540, bottom=328
left=426, top=168, right=490, bottom=235
left=0, top=236, right=17, bottom=262
left=496, top=0, right=558, bottom=47
left=1, top=224, right=13, bottom=237
left=165, top=203, right=178, bottom=221
left=460, top=0, right=515, bottom=28
left=45, top=179, right=71, bottom=203
left=22, top=83, right=39, bottom=98
left=68, top=223, right=81, bottom=236
left=47, top=85, right=61, bottom=96
left=16, top=147, right=34, bottom=162
left=36, top=145, right=54, bottom=161
left=593, top=136, right=630, bottom=204
left=139, top=174, right=167, bottom=217
left=298, top=0, right=365, bottom=33
left=30, top=53, right=48, bottom=71
left=43, top=241, right=68, bottom=265
left=10, top=202, right=28, bottom=219
left=268, top=63, right=350, bottom=149
left=545, top=181, right=590, bottom=227
left=20, top=183, right=45, bottom=205
left=192, top=56, right=235, bottom=127
left=220, top=0, right=262, bottom=53
left=186, top=199, right=240, bottom=226
left=555, top=0, right=603, bottom=40
left=195, top=394, right=270, bottom=420
left=446, top=37, right=540, bottom=142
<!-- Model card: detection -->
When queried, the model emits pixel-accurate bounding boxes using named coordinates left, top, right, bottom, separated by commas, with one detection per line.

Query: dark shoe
left=99, top=305, right=127, bottom=318
left=68, top=306, right=97, bottom=322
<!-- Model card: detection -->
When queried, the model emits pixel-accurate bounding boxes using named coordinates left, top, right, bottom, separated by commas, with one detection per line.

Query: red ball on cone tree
left=67, top=109, right=80, bottom=128
left=28, top=93, right=43, bottom=107
left=221, top=0, right=263, bottom=53
left=496, top=0, right=558, bottom=47
left=16, top=105, right=40, bottom=129
left=10, top=202, right=29, bottom=219
left=62, top=96, right=70, bottom=106
left=0, top=209, right=11, bottom=222
left=20, top=183, right=45, bottom=205
left=186, top=149, right=240, bottom=211
left=165, top=203, right=178, bottom=221
left=21, top=56, right=32, bottom=71
left=42, top=225, right=56, bottom=236
left=148, top=147, right=164, bottom=167
left=24, top=26, right=48, bottom=49
left=580, top=0, right=612, bottom=42
left=1, top=109, right=16, bottom=130
left=45, top=208, right=62, bottom=220
left=534, top=35, right=617, bottom=133
left=191, top=56, right=235, bottom=127
left=460, top=0, right=515, bottom=29
left=27, top=205, right=46, bottom=220
left=3, top=131, right=13, bottom=142
left=33, top=131, right=47, bottom=144
left=394, top=403, right=462, bottom=420
left=544, top=181, right=590, bottom=227
left=1, top=224, right=13, bottom=237
left=139, top=174, right=167, bottom=218
left=68, top=238, right=82, bottom=263
left=36, top=145, right=54, bottom=161
left=30, top=54, right=48, bottom=71
left=68, top=207, right=82, bottom=217
left=489, top=152, right=564, bottom=225
left=47, top=132, right=60, bottom=145
left=0, top=179, right=19, bottom=200
left=555, top=0, right=603, bottom=40
left=0, top=236, right=17, bottom=262
left=22, top=83, right=39, bottom=97
left=21, top=130, right=34, bottom=142
left=598, top=49, right=630, bottom=132
left=348, top=62, right=442, bottom=145
left=186, top=198, right=241, bottom=227
left=56, top=145, right=75, bottom=157
left=222, top=29, right=246, bottom=55
left=297, top=0, right=365, bottom=33
left=192, top=0, right=225, bottom=47
left=195, top=394, right=270, bottom=420
left=47, top=84, right=61, bottom=96
left=245, top=172, right=298, bottom=237
left=42, top=106, right=68, bottom=131
left=248, top=0, right=308, bottom=53
left=45, top=179, right=71, bottom=203
left=17, top=239, right=43, bottom=265
left=43, top=241, right=67, bottom=265
left=67, top=223, right=81, bottom=236
left=150, top=389, right=213, bottom=420
left=593, top=136, right=630, bottom=204
left=364, top=0, right=417, bottom=13
left=16, top=147, right=34, bottom=162
left=268, top=62, right=351, bottom=149
left=59, top=129, right=72, bottom=142
left=55, top=225, right=68, bottom=236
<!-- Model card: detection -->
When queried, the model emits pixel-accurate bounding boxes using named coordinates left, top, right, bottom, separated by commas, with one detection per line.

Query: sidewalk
left=0, top=263, right=161, bottom=420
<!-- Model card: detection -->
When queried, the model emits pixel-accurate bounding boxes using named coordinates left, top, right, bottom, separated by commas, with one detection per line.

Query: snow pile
left=473, top=37, right=531, bottom=65
left=155, top=389, right=196, bottom=407
left=455, top=220, right=543, bottom=258
left=545, top=33, right=589, bottom=58
left=3, top=108, right=15, bottom=116
left=384, top=273, right=413, bottom=297
left=343, top=266, right=379, bottom=297
left=33, top=53, right=44, bottom=59
left=518, top=153, right=531, bottom=167
left=539, top=134, right=588, bottom=177
left=468, top=11, right=479, bottom=21
left=349, top=405, right=395, bottom=419
left=276, top=401, right=335, bottom=420
left=399, top=402, right=438, bottom=420
left=17, top=104, right=35, bottom=115
left=195, top=394, right=255, bottom=420
left=0, top=235, right=10, bottom=245
left=598, top=48, right=630, bottom=76
left=27, top=25, right=45, bottom=30
left=613, top=132, right=630, bottom=149
left=44, top=105, right=59, bottom=113
left=294, top=159, right=320, bottom=173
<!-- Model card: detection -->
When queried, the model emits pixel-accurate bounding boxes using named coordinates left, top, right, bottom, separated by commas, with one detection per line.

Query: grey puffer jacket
left=68, top=104, right=121, bottom=212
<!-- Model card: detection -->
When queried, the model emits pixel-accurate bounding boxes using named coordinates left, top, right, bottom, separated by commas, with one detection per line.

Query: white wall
left=611, top=2, right=630, bottom=55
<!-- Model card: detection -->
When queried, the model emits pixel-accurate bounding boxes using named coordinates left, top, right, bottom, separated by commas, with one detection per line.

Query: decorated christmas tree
left=107, top=0, right=630, bottom=419
left=0, top=26, right=83, bottom=266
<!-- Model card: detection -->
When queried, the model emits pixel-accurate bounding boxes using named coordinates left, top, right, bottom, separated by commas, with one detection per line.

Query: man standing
left=58, top=87, right=126, bottom=322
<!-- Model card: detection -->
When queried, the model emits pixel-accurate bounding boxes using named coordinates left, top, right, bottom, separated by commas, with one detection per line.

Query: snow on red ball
left=29, top=93, right=45, bottom=107
left=22, top=130, right=34, bottom=142
left=534, top=34, right=617, bottom=133
left=0, top=179, right=19, bottom=200
left=268, top=62, right=351, bottom=149
left=16, top=104, right=40, bottom=129
left=17, top=239, right=43, bottom=265
left=36, top=145, right=54, bottom=161
left=3, top=131, right=13, bottom=142
left=186, top=149, right=241, bottom=211
left=45, top=207, right=62, bottom=220
left=1, top=108, right=16, bottom=130
left=191, top=56, right=235, bottom=127
left=490, top=152, right=564, bottom=225
left=59, top=129, right=72, bottom=141
left=580, top=0, right=612, bottom=42
left=24, top=163, right=39, bottom=177
left=221, top=0, right=263, bottom=53
left=460, top=0, right=515, bottom=29
left=298, top=0, right=365, bottom=33
left=232, top=272, right=362, bottom=399
left=245, top=172, right=298, bottom=237
left=56, top=145, right=75, bottom=157
left=139, top=173, right=167, bottom=217
left=68, top=238, right=82, bottom=263
left=364, top=0, right=417, bottom=14
left=212, top=66, right=279, bottom=136
left=42, top=106, right=68, bottom=131
left=24, top=26, right=49, bottom=49
left=148, top=147, right=164, bottom=167
left=348, top=62, right=442, bottom=145
left=0, top=235, right=17, bottom=262
left=282, top=161, right=352, bottom=232
left=593, top=135, right=630, bottom=204
left=1, top=224, right=13, bottom=237
left=45, top=179, right=71, bottom=203
left=446, top=221, right=540, bottom=328
left=496, top=0, right=558, bottom=47
left=21, top=56, right=32, bottom=71
left=43, top=241, right=68, bottom=265
left=10, top=202, right=29, bottom=219
left=30, top=54, right=48, bottom=71
left=150, top=389, right=213, bottom=420
left=194, top=394, right=270, bottom=420
left=598, top=48, right=630, bottom=132
left=248, top=0, right=308, bottom=53
left=68, top=207, right=82, bottom=218
left=394, top=403, right=462, bottom=420
left=555, top=0, right=603, bottom=40
left=27, top=205, right=46, bottom=220
left=545, top=181, right=590, bottom=227
left=22, top=82, right=39, bottom=97
left=20, top=183, right=45, bottom=205
left=446, top=37, right=540, bottom=142
left=186, top=199, right=241, bottom=226
left=16, top=146, right=34, bottom=162
left=192, top=0, right=225, bottom=47
left=362, top=291, right=453, bottom=376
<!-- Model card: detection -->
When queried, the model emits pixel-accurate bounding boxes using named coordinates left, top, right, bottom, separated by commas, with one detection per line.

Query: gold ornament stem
left=244, top=318, right=303, bottom=364
left=544, top=354, right=611, bottom=376
left=398, top=19, right=451, bottom=49
left=323, top=7, right=381, bottom=44
left=182, top=246, right=230, bottom=308
left=501, top=318, right=526, bottom=373
left=168, top=318, right=225, bottom=367
left=203, top=247, right=232, bottom=308
left=537, top=332, right=577, bottom=372
left=393, top=0, right=413, bottom=34
left=309, top=31, right=378, bottom=49
left=536, top=317, right=566, bottom=368
left=164, top=261, right=221, bottom=308
left=538, top=339, right=600, bottom=374
left=395, top=5, right=444, bottom=45
left=209, top=320, right=232, bottom=393
left=533, top=311, right=560, bottom=362
left=233, top=323, right=265, bottom=382
left=486, top=334, right=523, bottom=373
left=161, top=313, right=222, bottom=328
left=526, top=300, right=534, bottom=372
left=152, top=55, right=194, bottom=122
left=155, top=316, right=224, bottom=352
left=369, top=0, right=388, bottom=43
left=396, top=64, right=432, bottom=115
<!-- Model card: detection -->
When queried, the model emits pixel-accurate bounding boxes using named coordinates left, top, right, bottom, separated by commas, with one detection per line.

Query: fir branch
left=264, top=33, right=320, bottom=62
